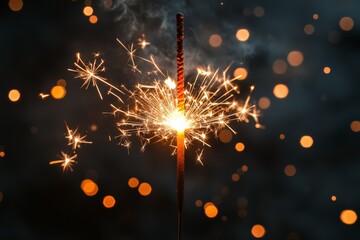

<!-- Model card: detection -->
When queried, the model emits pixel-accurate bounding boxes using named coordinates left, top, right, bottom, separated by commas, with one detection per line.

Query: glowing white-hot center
left=164, top=110, right=191, bottom=132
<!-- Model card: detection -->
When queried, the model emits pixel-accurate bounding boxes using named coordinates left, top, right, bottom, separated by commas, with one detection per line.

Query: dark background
left=0, top=0, right=359, bottom=239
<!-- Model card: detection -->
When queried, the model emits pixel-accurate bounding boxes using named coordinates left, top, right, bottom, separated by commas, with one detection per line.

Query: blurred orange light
left=51, top=86, right=66, bottom=99
left=0, top=151, right=5, bottom=157
left=272, top=59, right=288, bottom=74
left=83, top=6, right=93, bottom=16
left=232, top=173, right=240, bottom=182
left=304, top=24, right=315, bottom=35
left=339, top=17, right=354, bottom=31
left=241, top=165, right=248, bottom=172
left=258, top=97, right=271, bottom=109
left=273, top=84, right=289, bottom=99
left=235, top=142, right=245, bottom=152
left=236, top=29, right=250, bottom=42
left=209, top=34, right=222, bottom=47
left=287, top=51, right=304, bottom=67
left=233, top=67, right=248, bottom=80
left=195, top=199, right=203, bottom=207
left=251, top=224, right=266, bottom=238
left=323, top=66, right=331, bottom=74
left=350, top=121, right=360, bottom=132
left=57, top=79, right=67, bottom=87
left=89, top=15, right=98, bottom=24
left=253, top=7, right=265, bottom=17
left=9, top=0, right=23, bottom=12
left=128, top=177, right=139, bottom=188
left=8, top=89, right=21, bottom=102
left=279, top=133, right=285, bottom=140
left=103, top=195, right=116, bottom=208
left=204, top=203, right=218, bottom=218
left=340, top=209, right=357, bottom=225
left=138, top=182, right=152, bottom=196
left=331, top=195, right=337, bottom=201
left=219, top=129, right=233, bottom=143
left=300, top=135, right=313, bottom=148
left=284, top=164, right=296, bottom=177
left=81, top=179, right=98, bottom=196
left=313, top=13, right=319, bottom=20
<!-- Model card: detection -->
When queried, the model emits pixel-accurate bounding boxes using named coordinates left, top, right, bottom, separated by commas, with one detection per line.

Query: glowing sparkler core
left=164, top=110, right=191, bottom=132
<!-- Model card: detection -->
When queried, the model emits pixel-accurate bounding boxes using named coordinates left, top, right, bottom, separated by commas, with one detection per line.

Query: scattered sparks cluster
left=69, top=38, right=260, bottom=164
left=49, top=124, right=92, bottom=171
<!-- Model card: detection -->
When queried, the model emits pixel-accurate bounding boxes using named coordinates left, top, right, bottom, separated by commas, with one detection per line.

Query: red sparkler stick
left=176, top=12, right=185, bottom=240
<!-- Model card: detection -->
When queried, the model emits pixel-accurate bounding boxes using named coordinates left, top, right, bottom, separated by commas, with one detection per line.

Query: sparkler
left=176, top=13, right=185, bottom=240
left=68, top=13, right=260, bottom=240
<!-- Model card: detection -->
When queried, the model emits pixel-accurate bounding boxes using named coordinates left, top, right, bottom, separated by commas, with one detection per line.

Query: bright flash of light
left=70, top=39, right=261, bottom=162
left=49, top=152, right=77, bottom=172
left=65, top=123, right=92, bottom=150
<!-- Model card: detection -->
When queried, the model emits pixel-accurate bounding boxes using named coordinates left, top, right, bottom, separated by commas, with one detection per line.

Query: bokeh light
left=350, top=121, right=360, bottom=132
left=57, top=79, right=67, bottom=87
left=339, top=17, right=354, bottom=31
left=235, top=142, right=245, bottom=152
left=300, top=135, right=314, bottom=148
left=304, top=24, right=315, bottom=35
left=340, top=210, right=357, bottom=225
left=279, top=133, right=286, bottom=140
left=138, top=182, right=152, bottom=196
left=204, top=202, right=218, bottom=218
left=241, top=165, right=248, bottom=172
left=83, top=6, right=93, bottom=16
left=9, top=0, right=23, bottom=12
left=51, top=86, right=66, bottom=99
left=258, top=97, right=271, bottom=109
left=195, top=199, right=203, bottom=207
left=284, top=165, right=296, bottom=177
left=236, top=29, right=250, bottom=42
left=8, top=89, right=21, bottom=102
left=219, top=129, right=233, bottom=143
left=287, top=51, right=304, bottom=67
left=272, top=59, right=288, bottom=74
left=89, top=15, right=98, bottom=24
left=231, top=173, right=240, bottom=182
left=0, top=151, right=5, bottom=157
left=128, top=177, right=139, bottom=188
left=209, top=34, right=222, bottom=47
left=331, top=195, right=337, bottom=202
left=103, top=195, right=116, bottom=208
left=251, top=224, right=266, bottom=238
left=233, top=67, right=248, bottom=80
left=273, top=84, right=289, bottom=99
left=313, top=13, right=319, bottom=20
left=81, top=179, right=98, bottom=197
left=323, top=66, right=331, bottom=74
left=253, top=7, right=265, bottom=17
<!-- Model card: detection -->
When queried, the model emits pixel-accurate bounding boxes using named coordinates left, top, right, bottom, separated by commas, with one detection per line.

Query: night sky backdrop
left=1, top=0, right=359, bottom=239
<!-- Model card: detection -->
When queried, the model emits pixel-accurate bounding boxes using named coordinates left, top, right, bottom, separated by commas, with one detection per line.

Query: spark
left=49, top=152, right=77, bottom=172
left=68, top=52, right=123, bottom=100
left=70, top=40, right=260, bottom=162
left=65, top=124, right=92, bottom=150
left=39, top=93, right=50, bottom=99
left=138, top=35, right=151, bottom=49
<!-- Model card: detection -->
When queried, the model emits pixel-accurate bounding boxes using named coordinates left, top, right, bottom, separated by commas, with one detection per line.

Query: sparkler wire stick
left=176, top=13, right=185, bottom=240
